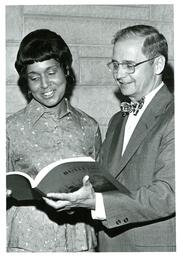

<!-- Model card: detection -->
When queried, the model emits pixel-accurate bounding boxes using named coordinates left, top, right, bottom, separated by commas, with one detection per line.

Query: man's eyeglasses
left=107, top=56, right=158, bottom=74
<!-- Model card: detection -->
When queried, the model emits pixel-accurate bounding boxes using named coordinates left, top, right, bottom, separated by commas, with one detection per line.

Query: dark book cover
left=7, top=157, right=131, bottom=201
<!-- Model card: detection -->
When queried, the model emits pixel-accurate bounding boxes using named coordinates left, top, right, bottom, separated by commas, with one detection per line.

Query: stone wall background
left=6, top=4, right=174, bottom=139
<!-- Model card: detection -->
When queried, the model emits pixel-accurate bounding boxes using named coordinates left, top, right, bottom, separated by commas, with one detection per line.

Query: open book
left=7, top=156, right=131, bottom=201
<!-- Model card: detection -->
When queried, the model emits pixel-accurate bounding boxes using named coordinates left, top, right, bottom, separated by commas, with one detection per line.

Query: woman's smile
left=42, top=89, right=55, bottom=98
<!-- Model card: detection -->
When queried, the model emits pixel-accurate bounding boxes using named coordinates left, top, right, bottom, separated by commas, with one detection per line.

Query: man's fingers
left=43, top=197, right=71, bottom=209
left=83, top=175, right=91, bottom=186
left=46, top=192, right=72, bottom=200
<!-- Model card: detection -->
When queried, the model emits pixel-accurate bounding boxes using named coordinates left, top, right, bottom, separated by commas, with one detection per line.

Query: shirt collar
left=144, top=81, right=164, bottom=106
left=128, top=82, right=164, bottom=117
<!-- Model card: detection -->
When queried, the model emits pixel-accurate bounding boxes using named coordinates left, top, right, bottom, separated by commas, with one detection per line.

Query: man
left=44, top=25, right=175, bottom=252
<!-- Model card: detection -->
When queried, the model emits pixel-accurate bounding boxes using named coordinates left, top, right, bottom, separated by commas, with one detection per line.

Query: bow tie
left=120, top=97, right=145, bottom=117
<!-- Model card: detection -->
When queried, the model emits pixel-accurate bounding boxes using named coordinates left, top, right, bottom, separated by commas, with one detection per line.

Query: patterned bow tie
left=120, top=97, right=145, bottom=117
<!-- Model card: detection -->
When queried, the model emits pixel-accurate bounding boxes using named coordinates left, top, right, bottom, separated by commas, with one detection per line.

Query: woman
left=6, top=29, right=102, bottom=252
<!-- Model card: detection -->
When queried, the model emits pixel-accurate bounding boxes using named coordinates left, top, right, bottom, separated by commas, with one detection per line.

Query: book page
left=33, top=156, right=95, bottom=187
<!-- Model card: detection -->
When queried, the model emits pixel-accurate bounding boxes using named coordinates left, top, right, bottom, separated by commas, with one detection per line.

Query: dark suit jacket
left=97, top=85, right=175, bottom=252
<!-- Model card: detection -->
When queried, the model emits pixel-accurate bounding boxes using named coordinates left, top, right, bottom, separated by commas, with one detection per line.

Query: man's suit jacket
left=97, top=85, right=175, bottom=252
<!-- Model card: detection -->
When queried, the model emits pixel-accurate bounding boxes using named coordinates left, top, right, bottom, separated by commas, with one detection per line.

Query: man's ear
left=154, top=55, right=166, bottom=75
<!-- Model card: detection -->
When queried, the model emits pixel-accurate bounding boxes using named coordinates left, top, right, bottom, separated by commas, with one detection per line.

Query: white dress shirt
left=91, top=82, right=164, bottom=220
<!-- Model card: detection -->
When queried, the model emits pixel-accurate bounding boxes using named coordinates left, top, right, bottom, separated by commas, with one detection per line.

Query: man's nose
left=115, top=65, right=128, bottom=79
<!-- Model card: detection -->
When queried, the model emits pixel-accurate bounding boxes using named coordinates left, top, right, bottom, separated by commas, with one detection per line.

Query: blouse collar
left=25, top=98, right=73, bottom=126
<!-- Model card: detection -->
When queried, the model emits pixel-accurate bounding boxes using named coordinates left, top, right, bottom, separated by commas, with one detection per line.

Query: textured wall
left=6, top=5, right=174, bottom=139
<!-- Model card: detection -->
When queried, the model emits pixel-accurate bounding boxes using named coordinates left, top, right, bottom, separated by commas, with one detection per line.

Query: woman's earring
left=66, top=66, right=70, bottom=77
left=65, top=67, right=75, bottom=84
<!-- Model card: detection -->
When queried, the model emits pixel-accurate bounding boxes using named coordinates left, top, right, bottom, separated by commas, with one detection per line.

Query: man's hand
left=43, top=175, right=96, bottom=212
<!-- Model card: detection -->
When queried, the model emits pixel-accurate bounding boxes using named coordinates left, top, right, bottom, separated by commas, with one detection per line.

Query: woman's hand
left=43, top=175, right=96, bottom=212
left=6, top=189, right=12, bottom=198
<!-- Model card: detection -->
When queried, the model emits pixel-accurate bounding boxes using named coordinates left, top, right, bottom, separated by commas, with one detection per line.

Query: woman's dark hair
left=15, top=29, right=74, bottom=101
left=112, top=24, right=168, bottom=65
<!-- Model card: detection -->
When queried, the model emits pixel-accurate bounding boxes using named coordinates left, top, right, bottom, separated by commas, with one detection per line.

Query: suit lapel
left=114, top=85, right=173, bottom=178
left=107, top=115, right=128, bottom=169
left=116, top=109, right=156, bottom=177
